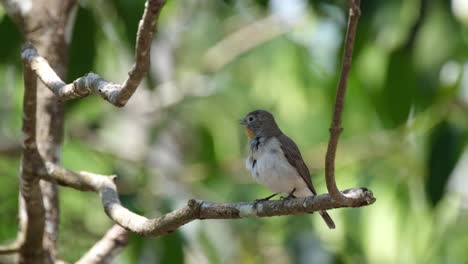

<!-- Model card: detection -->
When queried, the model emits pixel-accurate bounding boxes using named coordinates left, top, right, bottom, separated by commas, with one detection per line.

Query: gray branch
left=76, top=225, right=128, bottom=264
left=20, top=0, right=166, bottom=107
left=8, top=0, right=77, bottom=262
left=18, top=46, right=47, bottom=264
left=41, top=162, right=375, bottom=237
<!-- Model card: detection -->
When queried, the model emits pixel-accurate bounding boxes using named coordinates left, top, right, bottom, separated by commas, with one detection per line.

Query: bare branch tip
left=355, top=188, right=376, bottom=205
left=362, top=188, right=376, bottom=205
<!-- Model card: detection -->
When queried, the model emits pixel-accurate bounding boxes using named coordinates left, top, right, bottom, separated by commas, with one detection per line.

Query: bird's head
left=240, top=109, right=280, bottom=139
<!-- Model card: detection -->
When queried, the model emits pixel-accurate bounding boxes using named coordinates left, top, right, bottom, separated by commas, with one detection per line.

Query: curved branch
left=325, top=0, right=362, bottom=205
left=20, top=0, right=166, bottom=107
left=117, top=0, right=165, bottom=105
left=41, top=162, right=375, bottom=237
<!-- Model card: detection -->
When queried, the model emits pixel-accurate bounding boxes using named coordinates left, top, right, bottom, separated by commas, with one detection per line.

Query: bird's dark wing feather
left=278, top=134, right=317, bottom=195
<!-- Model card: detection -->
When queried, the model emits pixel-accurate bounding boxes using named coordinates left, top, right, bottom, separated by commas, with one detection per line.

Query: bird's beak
left=240, top=118, right=246, bottom=125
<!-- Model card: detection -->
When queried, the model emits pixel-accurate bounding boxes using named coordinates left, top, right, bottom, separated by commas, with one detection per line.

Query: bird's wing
left=278, top=134, right=317, bottom=195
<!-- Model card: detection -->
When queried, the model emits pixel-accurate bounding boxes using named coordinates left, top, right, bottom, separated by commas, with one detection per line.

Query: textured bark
left=2, top=0, right=77, bottom=262
left=26, top=1, right=75, bottom=261
left=18, top=47, right=46, bottom=264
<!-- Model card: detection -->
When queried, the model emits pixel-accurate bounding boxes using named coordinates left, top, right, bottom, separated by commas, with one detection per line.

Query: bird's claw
left=280, top=188, right=296, bottom=200
left=280, top=195, right=295, bottom=201
left=254, top=193, right=279, bottom=203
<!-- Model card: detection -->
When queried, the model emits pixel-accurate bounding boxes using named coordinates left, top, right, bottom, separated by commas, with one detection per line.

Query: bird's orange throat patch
left=244, top=127, right=255, bottom=140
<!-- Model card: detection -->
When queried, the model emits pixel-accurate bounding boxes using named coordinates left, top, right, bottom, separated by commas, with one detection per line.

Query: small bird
left=241, top=109, right=335, bottom=229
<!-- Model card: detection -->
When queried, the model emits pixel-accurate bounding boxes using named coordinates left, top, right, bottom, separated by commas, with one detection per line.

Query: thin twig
left=76, top=225, right=128, bottom=264
left=324, top=0, right=362, bottom=205
left=40, top=162, right=375, bottom=237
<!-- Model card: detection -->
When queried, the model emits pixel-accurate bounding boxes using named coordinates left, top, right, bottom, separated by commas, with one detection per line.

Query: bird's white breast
left=246, top=137, right=312, bottom=197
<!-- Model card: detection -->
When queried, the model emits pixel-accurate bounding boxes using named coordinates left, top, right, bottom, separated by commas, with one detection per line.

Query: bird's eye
left=248, top=116, right=254, bottom=122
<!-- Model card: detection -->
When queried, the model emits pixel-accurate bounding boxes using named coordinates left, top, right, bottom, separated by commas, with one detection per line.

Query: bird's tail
left=319, top=211, right=335, bottom=229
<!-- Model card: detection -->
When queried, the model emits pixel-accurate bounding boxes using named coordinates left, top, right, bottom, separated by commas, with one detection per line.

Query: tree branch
left=117, top=0, right=165, bottom=106
left=20, top=0, right=166, bottom=107
left=40, top=162, right=375, bottom=237
left=18, top=46, right=47, bottom=263
left=76, top=225, right=128, bottom=264
left=325, top=0, right=362, bottom=206
left=5, top=1, right=79, bottom=262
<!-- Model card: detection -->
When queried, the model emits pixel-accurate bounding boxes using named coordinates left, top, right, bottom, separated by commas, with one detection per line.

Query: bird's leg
left=255, top=193, right=279, bottom=202
left=280, top=188, right=296, bottom=200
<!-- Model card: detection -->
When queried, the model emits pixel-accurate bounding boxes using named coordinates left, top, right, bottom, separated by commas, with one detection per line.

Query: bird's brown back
left=277, top=133, right=317, bottom=195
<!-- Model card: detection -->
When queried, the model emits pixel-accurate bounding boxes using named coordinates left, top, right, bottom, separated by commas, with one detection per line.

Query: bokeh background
left=1, top=0, right=468, bottom=263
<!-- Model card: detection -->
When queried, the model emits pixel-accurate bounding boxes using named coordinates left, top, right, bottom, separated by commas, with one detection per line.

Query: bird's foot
left=280, top=188, right=296, bottom=200
left=280, top=195, right=296, bottom=200
left=254, top=193, right=279, bottom=203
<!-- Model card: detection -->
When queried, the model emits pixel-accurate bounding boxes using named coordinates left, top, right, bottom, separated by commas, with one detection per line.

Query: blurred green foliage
left=1, top=0, right=468, bottom=263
